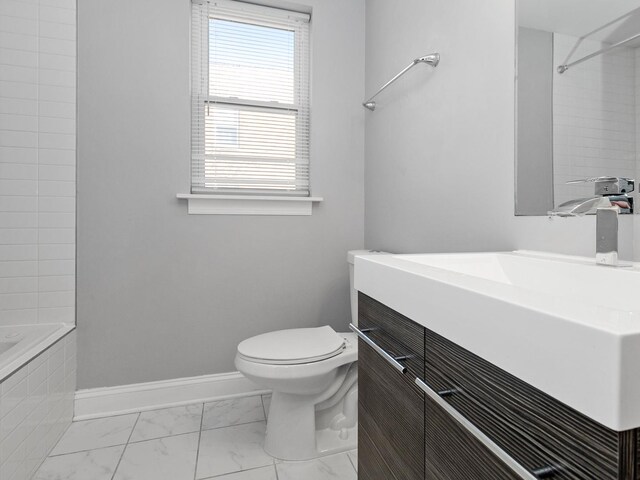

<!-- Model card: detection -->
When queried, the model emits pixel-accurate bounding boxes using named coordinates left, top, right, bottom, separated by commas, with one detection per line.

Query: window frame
left=190, top=0, right=312, bottom=198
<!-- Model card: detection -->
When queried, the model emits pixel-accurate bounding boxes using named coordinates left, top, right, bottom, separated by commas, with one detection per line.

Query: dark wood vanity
left=357, top=293, right=640, bottom=480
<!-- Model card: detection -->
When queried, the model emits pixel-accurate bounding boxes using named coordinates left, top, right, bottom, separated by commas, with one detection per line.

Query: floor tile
left=33, top=445, right=124, bottom=480
left=196, top=422, right=273, bottom=479
left=129, top=404, right=203, bottom=442
left=261, top=395, right=271, bottom=419
left=347, top=450, right=357, bottom=471
left=202, top=396, right=265, bottom=430
left=205, top=465, right=278, bottom=480
left=276, top=453, right=357, bottom=480
left=51, top=414, right=139, bottom=456
left=113, top=432, right=199, bottom=480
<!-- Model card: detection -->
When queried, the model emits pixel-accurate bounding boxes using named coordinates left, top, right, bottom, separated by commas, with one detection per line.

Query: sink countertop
left=354, top=250, right=640, bottom=431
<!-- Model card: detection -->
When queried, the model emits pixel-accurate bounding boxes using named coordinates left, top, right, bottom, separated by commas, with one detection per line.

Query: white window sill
left=176, top=194, right=323, bottom=215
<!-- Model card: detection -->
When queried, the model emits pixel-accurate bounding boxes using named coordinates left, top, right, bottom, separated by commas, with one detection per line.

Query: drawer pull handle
left=415, top=377, right=536, bottom=480
left=349, top=323, right=407, bottom=373
left=532, top=466, right=560, bottom=478
left=437, top=388, right=458, bottom=398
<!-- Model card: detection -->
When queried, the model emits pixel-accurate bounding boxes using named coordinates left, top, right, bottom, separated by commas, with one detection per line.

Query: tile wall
left=0, top=0, right=76, bottom=326
left=0, top=330, right=76, bottom=480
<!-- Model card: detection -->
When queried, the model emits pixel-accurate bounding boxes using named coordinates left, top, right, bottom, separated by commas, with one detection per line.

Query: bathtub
left=0, top=323, right=75, bottom=381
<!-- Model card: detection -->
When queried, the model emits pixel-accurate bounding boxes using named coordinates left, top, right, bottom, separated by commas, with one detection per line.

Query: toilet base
left=263, top=365, right=358, bottom=461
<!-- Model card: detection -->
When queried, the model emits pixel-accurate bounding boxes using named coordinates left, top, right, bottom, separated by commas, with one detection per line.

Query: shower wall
left=0, top=0, right=76, bottom=326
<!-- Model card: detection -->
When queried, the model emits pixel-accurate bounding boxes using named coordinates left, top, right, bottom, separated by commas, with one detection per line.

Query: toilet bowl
left=234, top=250, right=388, bottom=461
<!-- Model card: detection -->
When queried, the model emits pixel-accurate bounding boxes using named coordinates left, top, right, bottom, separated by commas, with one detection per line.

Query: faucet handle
left=566, top=177, right=634, bottom=195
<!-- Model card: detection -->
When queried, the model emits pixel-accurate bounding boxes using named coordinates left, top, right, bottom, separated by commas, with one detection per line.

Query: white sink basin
left=354, top=250, right=640, bottom=431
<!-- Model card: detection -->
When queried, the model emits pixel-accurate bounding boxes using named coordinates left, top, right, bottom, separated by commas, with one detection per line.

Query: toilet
left=234, top=249, right=387, bottom=461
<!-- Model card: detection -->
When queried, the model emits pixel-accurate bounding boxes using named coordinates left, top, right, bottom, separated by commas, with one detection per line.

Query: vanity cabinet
left=357, top=293, right=640, bottom=480
left=357, top=293, right=425, bottom=480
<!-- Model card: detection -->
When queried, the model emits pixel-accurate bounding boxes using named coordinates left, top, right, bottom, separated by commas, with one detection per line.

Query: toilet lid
left=237, top=326, right=346, bottom=365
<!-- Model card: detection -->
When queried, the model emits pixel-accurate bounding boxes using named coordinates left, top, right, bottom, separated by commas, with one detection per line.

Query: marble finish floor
left=33, top=394, right=358, bottom=480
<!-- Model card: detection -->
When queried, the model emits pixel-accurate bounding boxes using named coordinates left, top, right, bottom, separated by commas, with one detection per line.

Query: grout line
left=193, top=402, right=205, bottom=480
left=109, top=411, right=140, bottom=480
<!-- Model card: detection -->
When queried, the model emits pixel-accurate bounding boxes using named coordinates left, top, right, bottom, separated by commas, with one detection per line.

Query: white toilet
left=234, top=249, right=387, bottom=461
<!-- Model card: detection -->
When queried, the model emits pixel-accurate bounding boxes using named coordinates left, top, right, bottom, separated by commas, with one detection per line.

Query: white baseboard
left=74, top=371, right=269, bottom=421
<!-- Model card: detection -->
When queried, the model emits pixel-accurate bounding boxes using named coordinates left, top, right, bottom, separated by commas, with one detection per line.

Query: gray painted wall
left=516, top=27, right=554, bottom=216
left=364, top=0, right=636, bottom=260
left=77, top=0, right=365, bottom=388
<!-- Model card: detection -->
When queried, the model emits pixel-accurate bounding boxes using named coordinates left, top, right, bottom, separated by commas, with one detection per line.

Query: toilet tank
left=347, top=250, right=389, bottom=326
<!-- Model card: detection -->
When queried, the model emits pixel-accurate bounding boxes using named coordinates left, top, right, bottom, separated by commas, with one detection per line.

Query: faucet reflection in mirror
left=549, top=177, right=634, bottom=267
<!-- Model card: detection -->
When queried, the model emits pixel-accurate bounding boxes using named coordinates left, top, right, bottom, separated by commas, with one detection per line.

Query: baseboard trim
left=74, top=371, right=268, bottom=421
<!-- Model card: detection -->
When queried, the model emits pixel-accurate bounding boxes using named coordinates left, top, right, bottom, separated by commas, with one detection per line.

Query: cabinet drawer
left=425, top=328, right=624, bottom=479
left=358, top=292, right=424, bottom=380
left=358, top=417, right=398, bottom=480
left=359, top=335, right=425, bottom=480
left=425, top=394, right=522, bottom=480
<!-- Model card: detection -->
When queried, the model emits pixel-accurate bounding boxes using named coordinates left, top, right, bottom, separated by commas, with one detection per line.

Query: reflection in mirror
left=516, top=0, right=640, bottom=215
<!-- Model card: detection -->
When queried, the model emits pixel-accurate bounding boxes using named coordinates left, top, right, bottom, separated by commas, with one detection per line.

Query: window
left=191, top=0, right=311, bottom=197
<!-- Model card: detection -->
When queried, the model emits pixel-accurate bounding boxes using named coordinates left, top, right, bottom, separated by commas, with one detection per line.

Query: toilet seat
left=237, top=326, right=346, bottom=365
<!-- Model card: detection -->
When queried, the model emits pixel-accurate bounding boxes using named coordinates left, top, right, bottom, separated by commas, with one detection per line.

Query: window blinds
left=191, top=0, right=311, bottom=196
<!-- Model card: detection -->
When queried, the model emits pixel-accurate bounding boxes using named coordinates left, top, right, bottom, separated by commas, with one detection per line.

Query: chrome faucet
left=549, top=177, right=635, bottom=267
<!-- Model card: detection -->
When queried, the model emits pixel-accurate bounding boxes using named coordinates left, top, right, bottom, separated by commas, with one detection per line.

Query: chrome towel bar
left=349, top=323, right=407, bottom=373
left=362, top=53, right=440, bottom=111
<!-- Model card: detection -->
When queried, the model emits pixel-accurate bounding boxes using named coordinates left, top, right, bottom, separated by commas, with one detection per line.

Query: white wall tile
left=38, top=275, right=73, bottom=292
left=0, top=277, right=38, bottom=294
left=38, top=259, right=73, bottom=276
left=0, top=333, right=76, bottom=479
left=0, top=196, right=36, bottom=213
left=0, top=31, right=38, bottom=52
left=0, top=130, right=37, bottom=148
left=0, top=65, right=37, bottom=84
left=38, top=52, right=75, bottom=71
left=38, top=228, right=73, bottom=244
left=39, top=116, right=75, bottom=134
left=0, top=147, right=37, bottom=164
left=0, top=13, right=75, bottom=472
left=38, top=180, right=75, bottom=196
left=0, top=15, right=37, bottom=36
left=0, top=98, right=37, bottom=116
left=38, top=196, right=74, bottom=212
left=38, top=212, right=74, bottom=228
left=0, top=179, right=38, bottom=195
left=0, top=163, right=37, bottom=179
left=0, top=261, right=37, bottom=278
left=39, top=5, right=75, bottom=25
left=0, top=212, right=37, bottom=227
left=0, top=245, right=37, bottom=261
left=0, top=80, right=38, bottom=100
left=39, top=21, right=75, bottom=41
left=39, top=85, right=75, bottom=103
left=39, top=68, right=75, bottom=88
left=0, top=1, right=38, bottom=19
left=0, top=114, right=38, bottom=133
left=38, top=244, right=74, bottom=260
left=39, top=306, right=73, bottom=323
left=0, top=308, right=37, bottom=326
left=38, top=100, right=75, bottom=118
left=39, top=164, right=75, bottom=181
left=39, top=37, right=75, bottom=57
left=0, top=229, right=37, bottom=245
left=0, top=48, right=37, bottom=68
left=38, top=132, right=75, bottom=150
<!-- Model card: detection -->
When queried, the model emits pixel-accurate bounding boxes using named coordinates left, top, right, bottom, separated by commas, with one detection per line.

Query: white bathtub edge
left=74, top=371, right=269, bottom=420
left=0, top=324, right=75, bottom=382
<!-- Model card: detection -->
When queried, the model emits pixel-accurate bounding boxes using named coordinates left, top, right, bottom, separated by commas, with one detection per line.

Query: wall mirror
left=515, top=0, right=640, bottom=215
